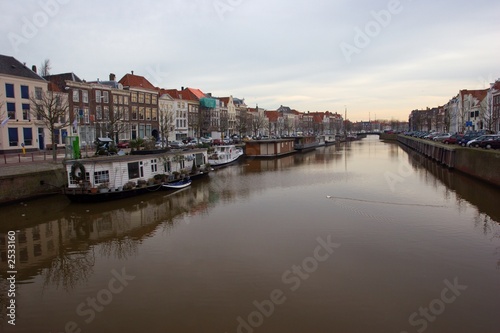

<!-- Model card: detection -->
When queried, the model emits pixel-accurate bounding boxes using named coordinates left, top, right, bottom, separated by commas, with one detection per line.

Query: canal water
left=1, top=135, right=499, bottom=333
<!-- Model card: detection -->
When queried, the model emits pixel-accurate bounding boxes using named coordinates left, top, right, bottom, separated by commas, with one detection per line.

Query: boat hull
left=63, top=184, right=163, bottom=203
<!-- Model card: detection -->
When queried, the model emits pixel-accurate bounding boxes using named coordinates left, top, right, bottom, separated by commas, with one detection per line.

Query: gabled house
left=163, top=87, right=202, bottom=139
left=0, top=55, right=49, bottom=153
left=487, top=80, right=500, bottom=133
left=119, top=72, right=158, bottom=140
left=218, top=96, right=236, bottom=137
left=458, top=89, right=488, bottom=132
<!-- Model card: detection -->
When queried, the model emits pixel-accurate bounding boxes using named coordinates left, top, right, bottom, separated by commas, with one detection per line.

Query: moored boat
left=162, top=178, right=192, bottom=189
left=293, top=136, right=319, bottom=152
left=63, top=149, right=209, bottom=203
left=208, top=145, right=244, bottom=167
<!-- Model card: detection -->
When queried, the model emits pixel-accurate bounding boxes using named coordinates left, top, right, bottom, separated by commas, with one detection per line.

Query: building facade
left=0, top=55, right=51, bottom=153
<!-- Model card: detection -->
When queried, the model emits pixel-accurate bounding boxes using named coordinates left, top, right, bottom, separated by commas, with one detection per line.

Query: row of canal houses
left=0, top=54, right=344, bottom=154
left=408, top=80, right=500, bottom=134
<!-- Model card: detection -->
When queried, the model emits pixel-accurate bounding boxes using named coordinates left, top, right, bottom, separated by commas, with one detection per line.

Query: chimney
left=32, top=65, right=37, bottom=73
left=109, top=73, right=116, bottom=81
left=181, top=86, right=184, bottom=91
left=131, top=70, right=134, bottom=75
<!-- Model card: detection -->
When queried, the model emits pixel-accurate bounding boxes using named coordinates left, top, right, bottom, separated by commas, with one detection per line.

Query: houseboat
left=245, top=138, right=296, bottom=158
left=322, top=135, right=337, bottom=146
left=208, top=145, right=244, bottom=167
left=63, top=149, right=210, bottom=203
left=293, top=136, right=319, bottom=152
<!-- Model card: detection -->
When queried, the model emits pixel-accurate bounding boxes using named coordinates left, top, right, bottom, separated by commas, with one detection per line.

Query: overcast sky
left=1, top=0, right=499, bottom=121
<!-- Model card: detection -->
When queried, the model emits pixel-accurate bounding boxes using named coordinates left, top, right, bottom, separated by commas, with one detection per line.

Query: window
left=124, top=96, right=129, bottom=105
left=21, top=85, right=29, bottom=99
left=73, top=90, right=79, bottom=102
left=139, top=107, right=145, bottom=120
left=164, top=161, right=171, bottom=173
left=138, top=93, right=145, bottom=103
left=146, top=107, right=151, bottom=120
left=8, top=127, right=18, bottom=146
left=96, top=106, right=102, bottom=120
left=132, top=106, right=138, bottom=120
left=95, top=90, right=101, bottom=103
left=7, top=102, right=15, bottom=119
left=23, top=128, right=33, bottom=145
left=22, top=103, right=30, bottom=120
left=145, top=124, right=151, bottom=137
left=152, top=108, right=157, bottom=121
left=84, top=108, right=89, bottom=124
left=139, top=124, right=145, bottom=138
left=69, top=171, right=89, bottom=185
left=103, top=91, right=109, bottom=103
left=104, top=106, right=110, bottom=120
left=152, top=95, right=157, bottom=105
left=127, top=162, right=141, bottom=179
left=35, top=87, right=43, bottom=100
left=5, top=83, right=14, bottom=98
left=93, top=170, right=110, bottom=184
left=83, top=91, right=89, bottom=103
left=145, top=93, right=151, bottom=105
left=124, top=107, right=129, bottom=121
left=151, top=159, right=157, bottom=173
left=131, top=92, right=137, bottom=103
left=113, top=95, right=118, bottom=104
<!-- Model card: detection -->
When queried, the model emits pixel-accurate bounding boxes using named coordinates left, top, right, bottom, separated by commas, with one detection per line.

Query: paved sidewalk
left=0, top=151, right=66, bottom=177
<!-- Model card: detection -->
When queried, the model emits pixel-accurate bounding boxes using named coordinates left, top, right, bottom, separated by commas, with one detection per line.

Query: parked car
left=117, top=141, right=130, bottom=149
left=169, top=141, right=185, bottom=149
left=471, top=134, right=500, bottom=149
left=458, top=134, right=480, bottom=147
left=200, top=137, right=212, bottom=144
left=432, top=133, right=452, bottom=142
left=442, top=134, right=463, bottom=145
left=476, top=135, right=500, bottom=149
left=466, top=135, right=498, bottom=147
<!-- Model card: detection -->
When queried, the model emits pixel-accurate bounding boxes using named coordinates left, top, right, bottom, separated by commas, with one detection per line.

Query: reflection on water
left=0, top=136, right=499, bottom=333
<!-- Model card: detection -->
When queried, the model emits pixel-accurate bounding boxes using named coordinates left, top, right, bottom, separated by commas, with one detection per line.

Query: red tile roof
left=265, top=111, right=280, bottom=122
left=460, top=89, right=488, bottom=102
left=119, top=74, right=156, bottom=90
left=160, top=87, right=206, bottom=101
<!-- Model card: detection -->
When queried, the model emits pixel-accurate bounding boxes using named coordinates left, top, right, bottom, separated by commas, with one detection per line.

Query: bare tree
left=482, top=100, right=498, bottom=133
left=158, top=104, right=175, bottom=148
left=97, top=106, right=129, bottom=143
left=235, top=109, right=248, bottom=137
left=39, top=58, right=51, bottom=77
left=30, top=90, right=70, bottom=161
left=251, top=112, right=267, bottom=136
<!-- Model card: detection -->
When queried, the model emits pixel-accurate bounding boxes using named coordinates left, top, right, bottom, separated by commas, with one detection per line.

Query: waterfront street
left=1, top=136, right=499, bottom=333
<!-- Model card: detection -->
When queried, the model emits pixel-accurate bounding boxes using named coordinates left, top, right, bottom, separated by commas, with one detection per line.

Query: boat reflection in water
left=0, top=177, right=212, bottom=292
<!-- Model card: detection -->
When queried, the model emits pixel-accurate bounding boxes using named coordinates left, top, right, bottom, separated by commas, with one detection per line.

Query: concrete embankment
left=396, top=135, right=500, bottom=187
left=0, top=162, right=66, bottom=205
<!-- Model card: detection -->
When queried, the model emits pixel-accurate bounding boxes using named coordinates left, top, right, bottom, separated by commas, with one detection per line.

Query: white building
left=0, top=55, right=52, bottom=153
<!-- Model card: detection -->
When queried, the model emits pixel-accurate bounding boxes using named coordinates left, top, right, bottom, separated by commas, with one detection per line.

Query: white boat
left=208, top=145, right=244, bottom=167
left=162, top=178, right=192, bottom=189
left=63, top=149, right=209, bottom=203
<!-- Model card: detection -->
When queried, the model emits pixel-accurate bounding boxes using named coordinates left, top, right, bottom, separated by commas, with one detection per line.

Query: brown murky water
left=1, top=136, right=500, bottom=333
